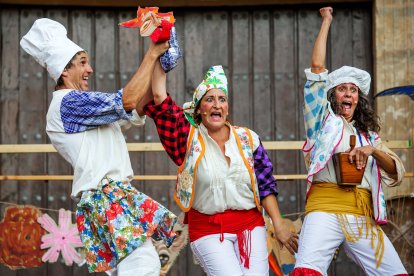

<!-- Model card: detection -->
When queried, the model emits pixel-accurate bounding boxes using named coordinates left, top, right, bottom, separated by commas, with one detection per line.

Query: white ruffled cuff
left=304, top=68, right=328, bottom=81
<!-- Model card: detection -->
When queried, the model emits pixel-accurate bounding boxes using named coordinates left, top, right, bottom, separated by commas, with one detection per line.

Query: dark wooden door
left=0, top=4, right=371, bottom=276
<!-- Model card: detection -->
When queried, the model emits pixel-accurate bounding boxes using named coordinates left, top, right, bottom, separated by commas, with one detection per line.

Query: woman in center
left=144, top=62, right=298, bottom=275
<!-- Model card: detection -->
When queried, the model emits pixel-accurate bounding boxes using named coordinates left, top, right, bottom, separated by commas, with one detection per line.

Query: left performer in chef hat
left=20, top=17, right=177, bottom=275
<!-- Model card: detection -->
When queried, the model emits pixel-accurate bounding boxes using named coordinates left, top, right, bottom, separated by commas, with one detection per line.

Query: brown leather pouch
left=332, top=135, right=364, bottom=185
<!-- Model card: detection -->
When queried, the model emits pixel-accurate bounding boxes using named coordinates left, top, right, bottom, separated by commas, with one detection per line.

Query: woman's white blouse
left=192, top=123, right=260, bottom=215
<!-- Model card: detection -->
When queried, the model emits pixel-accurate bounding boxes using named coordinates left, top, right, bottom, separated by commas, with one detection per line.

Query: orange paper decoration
left=119, top=6, right=174, bottom=29
left=0, top=206, right=46, bottom=269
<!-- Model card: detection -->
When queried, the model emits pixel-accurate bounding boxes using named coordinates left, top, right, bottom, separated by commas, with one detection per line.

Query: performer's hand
left=348, top=145, right=376, bottom=170
left=273, top=222, right=299, bottom=255
left=148, top=40, right=169, bottom=58
left=319, top=7, right=333, bottom=22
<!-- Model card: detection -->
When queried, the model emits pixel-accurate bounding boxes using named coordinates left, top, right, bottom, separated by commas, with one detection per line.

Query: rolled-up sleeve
left=144, top=95, right=190, bottom=166
left=375, top=140, right=406, bottom=187
left=60, top=89, right=133, bottom=133
left=303, top=68, right=330, bottom=150
left=254, top=142, right=278, bottom=200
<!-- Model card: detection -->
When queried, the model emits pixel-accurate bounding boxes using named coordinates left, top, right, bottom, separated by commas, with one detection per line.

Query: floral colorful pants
left=76, top=178, right=177, bottom=272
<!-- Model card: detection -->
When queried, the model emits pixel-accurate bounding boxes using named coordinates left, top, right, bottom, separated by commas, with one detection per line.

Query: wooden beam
left=0, top=139, right=411, bottom=153
left=262, top=141, right=303, bottom=150
left=0, top=144, right=57, bottom=153
left=0, top=172, right=412, bottom=181
left=0, top=0, right=371, bottom=7
left=0, top=174, right=306, bottom=181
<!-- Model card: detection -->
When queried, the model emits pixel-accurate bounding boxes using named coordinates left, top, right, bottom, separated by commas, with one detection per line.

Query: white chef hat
left=326, top=66, right=371, bottom=95
left=20, top=18, right=84, bottom=83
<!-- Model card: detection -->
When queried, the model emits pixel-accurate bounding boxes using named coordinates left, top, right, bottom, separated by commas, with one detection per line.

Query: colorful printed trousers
left=76, top=178, right=177, bottom=272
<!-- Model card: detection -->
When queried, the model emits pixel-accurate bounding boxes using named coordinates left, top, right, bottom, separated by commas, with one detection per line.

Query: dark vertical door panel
left=273, top=9, right=301, bottom=215
left=0, top=8, right=19, bottom=276
left=18, top=8, right=48, bottom=276
left=330, top=9, right=353, bottom=70
left=203, top=11, right=229, bottom=71
left=231, top=11, right=252, bottom=128
left=183, top=12, right=204, bottom=101
left=352, top=9, right=372, bottom=73
left=252, top=11, right=272, bottom=140
left=95, top=10, right=116, bottom=93
left=18, top=8, right=47, bottom=214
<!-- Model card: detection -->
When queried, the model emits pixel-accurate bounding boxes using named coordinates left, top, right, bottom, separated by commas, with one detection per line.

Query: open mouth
left=341, top=101, right=352, bottom=109
left=210, top=111, right=222, bottom=119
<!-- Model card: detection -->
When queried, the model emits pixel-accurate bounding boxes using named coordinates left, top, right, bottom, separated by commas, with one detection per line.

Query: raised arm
left=144, top=59, right=190, bottom=166
left=152, top=60, right=168, bottom=104
left=311, top=7, right=333, bottom=73
left=136, top=86, right=153, bottom=116
left=122, top=41, right=169, bottom=111
left=135, top=60, right=167, bottom=115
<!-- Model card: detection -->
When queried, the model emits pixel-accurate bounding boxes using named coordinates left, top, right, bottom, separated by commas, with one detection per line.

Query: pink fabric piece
left=37, top=208, right=83, bottom=266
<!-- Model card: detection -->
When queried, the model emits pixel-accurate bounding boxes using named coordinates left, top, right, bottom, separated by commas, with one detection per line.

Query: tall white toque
left=20, top=18, right=84, bottom=82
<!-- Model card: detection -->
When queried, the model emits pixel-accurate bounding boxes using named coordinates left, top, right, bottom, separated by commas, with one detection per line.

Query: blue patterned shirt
left=60, top=89, right=133, bottom=133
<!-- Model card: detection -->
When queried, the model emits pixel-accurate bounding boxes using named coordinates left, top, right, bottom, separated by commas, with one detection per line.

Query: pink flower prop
left=37, top=209, right=83, bottom=266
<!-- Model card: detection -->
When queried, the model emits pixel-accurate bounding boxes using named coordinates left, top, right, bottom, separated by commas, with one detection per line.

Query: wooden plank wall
left=375, top=0, right=414, bottom=272
left=375, top=0, right=414, bottom=198
left=0, top=4, right=373, bottom=276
